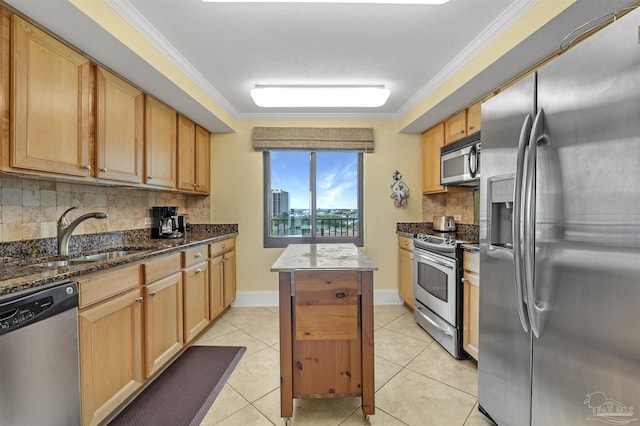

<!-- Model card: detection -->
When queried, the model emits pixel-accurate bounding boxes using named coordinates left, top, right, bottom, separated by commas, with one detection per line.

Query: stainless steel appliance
left=478, top=8, right=640, bottom=425
left=440, top=132, right=480, bottom=186
left=177, top=213, right=190, bottom=234
left=0, top=281, right=80, bottom=426
left=152, top=206, right=184, bottom=239
left=413, top=233, right=466, bottom=359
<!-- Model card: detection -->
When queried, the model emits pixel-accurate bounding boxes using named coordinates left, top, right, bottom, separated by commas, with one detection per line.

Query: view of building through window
left=267, top=151, right=361, bottom=242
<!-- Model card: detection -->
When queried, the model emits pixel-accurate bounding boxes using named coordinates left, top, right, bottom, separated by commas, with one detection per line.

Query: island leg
left=360, top=271, right=375, bottom=416
left=279, top=272, right=294, bottom=419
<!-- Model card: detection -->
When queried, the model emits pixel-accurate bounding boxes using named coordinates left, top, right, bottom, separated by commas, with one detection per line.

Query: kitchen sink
left=27, top=249, right=146, bottom=270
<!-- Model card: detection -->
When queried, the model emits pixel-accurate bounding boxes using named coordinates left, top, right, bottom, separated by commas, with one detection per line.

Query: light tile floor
left=194, top=305, right=495, bottom=426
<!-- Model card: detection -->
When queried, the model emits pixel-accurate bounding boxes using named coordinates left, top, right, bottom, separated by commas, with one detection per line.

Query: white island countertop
left=270, top=243, right=378, bottom=272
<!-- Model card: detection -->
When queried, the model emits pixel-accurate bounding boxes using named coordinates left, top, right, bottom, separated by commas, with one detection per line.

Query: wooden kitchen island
left=271, top=244, right=378, bottom=423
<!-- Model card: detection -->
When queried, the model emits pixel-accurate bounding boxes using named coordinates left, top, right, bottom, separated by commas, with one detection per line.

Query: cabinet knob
left=196, top=184, right=201, bottom=188
left=461, top=277, right=466, bottom=282
left=100, top=167, right=108, bottom=173
left=460, top=130, right=465, bottom=134
left=193, top=183, right=197, bottom=188
left=149, top=291, right=157, bottom=297
left=136, top=297, right=143, bottom=303
left=195, top=252, right=202, bottom=258
left=468, top=125, right=474, bottom=130
left=195, top=268, right=202, bottom=274
left=83, top=164, right=92, bottom=171
left=222, top=243, right=226, bottom=249
left=147, top=176, right=153, bottom=180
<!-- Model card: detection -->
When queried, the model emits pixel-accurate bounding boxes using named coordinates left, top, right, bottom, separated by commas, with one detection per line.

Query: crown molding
left=396, top=0, right=537, bottom=118
left=106, top=0, right=239, bottom=117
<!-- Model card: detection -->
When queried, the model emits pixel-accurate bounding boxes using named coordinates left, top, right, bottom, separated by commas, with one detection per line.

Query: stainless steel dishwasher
left=0, top=281, right=81, bottom=426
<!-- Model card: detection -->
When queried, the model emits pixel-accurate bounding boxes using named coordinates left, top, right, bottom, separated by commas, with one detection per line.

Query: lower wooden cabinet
left=210, top=238, right=236, bottom=310
left=209, top=255, right=226, bottom=319
left=223, top=249, right=236, bottom=308
left=143, top=271, right=184, bottom=378
left=183, top=260, right=210, bottom=343
left=397, top=235, right=414, bottom=309
left=463, top=249, right=480, bottom=360
left=78, top=266, right=143, bottom=426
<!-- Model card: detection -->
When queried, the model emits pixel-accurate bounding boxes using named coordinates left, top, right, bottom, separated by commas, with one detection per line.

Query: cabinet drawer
left=464, top=270, right=479, bottom=287
left=79, top=265, right=142, bottom=308
left=209, top=238, right=234, bottom=257
left=294, top=271, right=358, bottom=341
left=182, top=245, right=207, bottom=268
left=144, top=253, right=181, bottom=283
left=398, top=235, right=413, bottom=251
left=463, top=250, right=479, bottom=274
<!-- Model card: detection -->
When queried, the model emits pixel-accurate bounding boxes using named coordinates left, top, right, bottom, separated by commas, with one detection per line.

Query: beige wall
left=210, top=121, right=422, bottom=293
left=0, top=176, right=211, bottom=242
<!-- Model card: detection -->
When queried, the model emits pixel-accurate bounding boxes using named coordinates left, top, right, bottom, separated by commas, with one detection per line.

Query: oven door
left=413, top=247, right=457, bottom=325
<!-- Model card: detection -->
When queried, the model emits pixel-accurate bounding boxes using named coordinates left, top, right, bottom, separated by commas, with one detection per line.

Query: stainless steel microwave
left=440, top=132, right=480, bottom=186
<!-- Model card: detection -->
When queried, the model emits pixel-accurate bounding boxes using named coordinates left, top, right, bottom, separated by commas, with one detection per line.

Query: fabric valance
left=252, top=127, right=374, bottom=152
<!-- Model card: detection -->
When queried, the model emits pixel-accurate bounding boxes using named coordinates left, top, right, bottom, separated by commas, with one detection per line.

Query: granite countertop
left=0, top=225, right=238, bottom=299
left=271, top=243, right=378, bottom=272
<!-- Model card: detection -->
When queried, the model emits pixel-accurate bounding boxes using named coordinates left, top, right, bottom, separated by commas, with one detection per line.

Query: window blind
left=252, top=127, right=374, bottom=152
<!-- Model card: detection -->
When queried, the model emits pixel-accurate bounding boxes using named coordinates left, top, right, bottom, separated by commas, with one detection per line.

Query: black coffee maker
left=152, top=206, right=184, bottom=239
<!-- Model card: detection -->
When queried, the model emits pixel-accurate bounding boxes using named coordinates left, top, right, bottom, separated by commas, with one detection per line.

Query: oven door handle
left=416, top=305, right=453, bottom=336
left=417, top=251, right=455, bottom=269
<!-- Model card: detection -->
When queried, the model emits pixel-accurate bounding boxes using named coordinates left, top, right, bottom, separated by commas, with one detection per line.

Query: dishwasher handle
left=0, top=281, right=78, bottom=337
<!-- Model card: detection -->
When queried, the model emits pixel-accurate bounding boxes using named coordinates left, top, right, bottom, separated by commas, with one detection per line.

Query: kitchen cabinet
left=0, top=9, right=8, bottom=164
left=95, top=66, right=144, bottom=183
left=182, top=244, right=210, bottom=343
left=143, top=253, right=184, bottom=378
left=444, top=110, right=467, bottom=144
left=177, top=115, right=211, bottom=194
left=78, top=265, right=143, bottom=426
left=10, top=15, right=92, bottom=178
left=397, top=235, right=414, bottom=309
left=466, top=100, right=482, bottom=134
left=209, top=237, right=236, bottom=312
left=463, top=249, right=479, bottom=360
left=422, top=123, right=447, bottom=194
left=144, top=96, right=177, bottom=189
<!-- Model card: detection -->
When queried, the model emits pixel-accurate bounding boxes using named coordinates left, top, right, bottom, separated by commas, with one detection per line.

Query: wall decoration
left=390, top=170, right=409, bottom=208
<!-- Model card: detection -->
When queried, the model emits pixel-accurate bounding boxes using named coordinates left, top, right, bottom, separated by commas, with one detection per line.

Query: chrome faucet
left=57, top=207, right=108, bottom=256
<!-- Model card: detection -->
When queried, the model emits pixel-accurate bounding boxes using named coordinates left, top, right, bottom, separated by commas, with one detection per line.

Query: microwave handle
left=468, top=144, right=478, bottom=178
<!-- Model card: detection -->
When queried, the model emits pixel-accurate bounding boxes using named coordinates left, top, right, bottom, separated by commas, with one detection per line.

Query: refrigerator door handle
left=524, top=108, right=545, bottom=338
left=513, top=113, right=533, bottom=333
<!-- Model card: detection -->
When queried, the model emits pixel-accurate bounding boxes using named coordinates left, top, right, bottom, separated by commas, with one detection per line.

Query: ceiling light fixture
left=204, top=1, right=449, bottom=3
left=249, top=85, right=391, bottom=108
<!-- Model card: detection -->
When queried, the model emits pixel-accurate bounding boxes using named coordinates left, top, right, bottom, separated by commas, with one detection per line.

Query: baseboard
left=231, top=289, right=404, bottom=307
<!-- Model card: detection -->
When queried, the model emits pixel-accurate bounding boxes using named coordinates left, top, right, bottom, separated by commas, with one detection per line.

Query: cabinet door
left=79, top=288, right=143, bottom=426
left=176, top=114, right=196, bottom=191
left=444, top=110, right=467, bottom=144
left=466, top=100, right=482, bottom=134
left=398, top=246, right=414, bottom=309
left=222, top=248, right=236, bottom=308
left=195, top=124, right=210, bottom=194
left=144, top=272, right=183, bottom=378
left=11, top=15, right=92, bottom=177
left=0, top=9, right=9, bottom=168
left=95, top=66, right=143, bottom=183
left=463, top=269, right=479, bottom=360
left=144, top=96, right=176, bottom=189
left=183, top=261, right=210, bottom=343
left=421, top=123, right=445, bottom=194
left=209, top=254, right=225, bottom=319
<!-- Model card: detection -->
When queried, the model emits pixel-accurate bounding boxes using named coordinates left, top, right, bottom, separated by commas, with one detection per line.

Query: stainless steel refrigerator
left=478, top=7, right=640, bottom=426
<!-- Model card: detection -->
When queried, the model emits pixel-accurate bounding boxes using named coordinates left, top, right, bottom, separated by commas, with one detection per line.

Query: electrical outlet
left=144, top=217, right=152, bottom=226
left=454, top=215, right=462, bottom=222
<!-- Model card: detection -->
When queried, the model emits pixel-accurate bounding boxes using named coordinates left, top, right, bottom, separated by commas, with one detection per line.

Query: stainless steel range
left=413, top=233, right=467, bottom=359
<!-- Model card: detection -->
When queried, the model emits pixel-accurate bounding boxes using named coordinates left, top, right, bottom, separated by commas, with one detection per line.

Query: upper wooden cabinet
left=95, top=66, right=144, bottom=183
left=10, top=15, right=93, bottom=177
left=466, top=100, right=482, bottom=134
left=177, top=114, right=210, bottom=194
left=444, top=110, right=467, bottom=145
left=422, top=123, right=446, bottom=194
left=145, top=96, right=177, bottom=189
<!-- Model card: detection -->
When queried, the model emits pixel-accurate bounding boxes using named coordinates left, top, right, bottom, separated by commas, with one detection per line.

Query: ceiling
left=3, top=0, right=638, bottom=133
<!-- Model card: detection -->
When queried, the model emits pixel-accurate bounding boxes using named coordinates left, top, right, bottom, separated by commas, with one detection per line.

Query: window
left=263, top=150, right=363, bottom=248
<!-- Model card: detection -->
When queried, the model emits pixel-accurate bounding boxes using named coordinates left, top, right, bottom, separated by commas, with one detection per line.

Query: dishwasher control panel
left=0, top=296, right=54, bottom=331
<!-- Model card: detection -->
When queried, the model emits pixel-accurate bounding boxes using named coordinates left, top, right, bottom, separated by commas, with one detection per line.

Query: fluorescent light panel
left=250, top=86, right=391, bottom=108
left=204, top=0, right=448, bottom=3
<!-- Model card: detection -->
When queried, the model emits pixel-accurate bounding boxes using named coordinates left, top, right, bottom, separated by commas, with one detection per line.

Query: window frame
left=263, top=150, right=364, bottom=248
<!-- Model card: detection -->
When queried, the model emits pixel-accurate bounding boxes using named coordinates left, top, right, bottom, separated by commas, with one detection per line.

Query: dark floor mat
left=109, top=345, right=246, bottom=426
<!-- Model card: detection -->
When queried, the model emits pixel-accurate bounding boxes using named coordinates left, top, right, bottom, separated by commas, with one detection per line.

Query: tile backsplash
left=0, top=177, right=211, bottom=242
left=422, top=190, right=476, bottom=225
